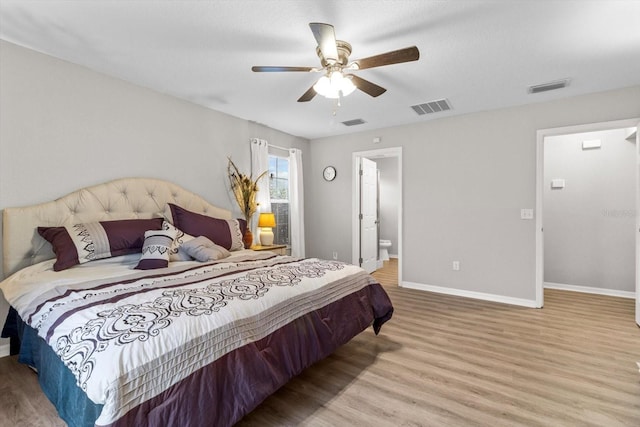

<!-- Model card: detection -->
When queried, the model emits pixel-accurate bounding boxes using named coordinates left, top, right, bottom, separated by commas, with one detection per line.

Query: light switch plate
left=521, top=209, right=534, bottom=220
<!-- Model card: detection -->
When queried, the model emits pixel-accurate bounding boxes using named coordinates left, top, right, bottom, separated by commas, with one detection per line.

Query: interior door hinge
left=359, top=257, right=363, bottom=264
left=359, top=169, right=363, bottom=176
left=359, top=213, right=363, bottom=220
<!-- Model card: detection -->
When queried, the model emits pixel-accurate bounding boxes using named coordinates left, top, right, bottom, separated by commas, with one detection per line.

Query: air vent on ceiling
left=411, top=99, right=452, bottom=115
left=342, top=118, right=366, bottom=126
left=528, top=79, right=570, bottom=94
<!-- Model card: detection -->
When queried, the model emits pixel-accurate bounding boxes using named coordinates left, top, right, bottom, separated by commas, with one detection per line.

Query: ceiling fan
left=252, top=23, right=420, bottom=102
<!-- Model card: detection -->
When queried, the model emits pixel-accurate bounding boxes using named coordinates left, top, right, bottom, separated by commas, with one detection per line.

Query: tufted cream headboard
left=2, top=177, right=232, bottom=277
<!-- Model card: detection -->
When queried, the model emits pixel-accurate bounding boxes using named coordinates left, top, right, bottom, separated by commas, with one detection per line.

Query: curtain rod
left=269, top=144, right=291, bottom=152
left=250, top=139, right=294, bottom=152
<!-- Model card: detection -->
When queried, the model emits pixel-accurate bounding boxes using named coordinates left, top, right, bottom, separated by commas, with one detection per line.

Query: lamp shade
left=258, top=212, right=276, bottom=228
left=313, top=71, right=356, bottom=99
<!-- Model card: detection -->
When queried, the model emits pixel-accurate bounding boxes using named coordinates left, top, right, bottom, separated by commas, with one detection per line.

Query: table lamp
left=258, top=212, right=276, bottom=246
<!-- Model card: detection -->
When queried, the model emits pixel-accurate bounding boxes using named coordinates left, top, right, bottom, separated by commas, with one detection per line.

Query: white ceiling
left=1, top=1, right=639, bottom=140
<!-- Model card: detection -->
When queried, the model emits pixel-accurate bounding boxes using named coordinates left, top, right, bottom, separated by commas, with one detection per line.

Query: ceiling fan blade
left=349, top=75, right=387, bottom=97
left=297, top=85, right=317, bottom=102
left=352, top=46, right=420, bottom=70
left=309, top=22, right=339, bottom=64
left=252, top=66, right=315, bottom=72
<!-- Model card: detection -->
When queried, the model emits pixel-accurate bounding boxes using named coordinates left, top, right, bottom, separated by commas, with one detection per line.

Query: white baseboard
left=390, top=254, right=398, bottom=259
left=0, top=342, right=10, bottom=358
left=401, top=281, right=538, bottom=308
left=544, top=282, right=635, bottom=299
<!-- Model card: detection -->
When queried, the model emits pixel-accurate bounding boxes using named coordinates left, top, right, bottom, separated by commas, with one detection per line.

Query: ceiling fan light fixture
left=339, top=74, right=356, bottom=97
left=313, top=71, right=356, bottom=99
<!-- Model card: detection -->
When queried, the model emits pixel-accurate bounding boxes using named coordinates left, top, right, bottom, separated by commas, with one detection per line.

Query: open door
left=360, top=157, right=378, bottom=273
left=352, top=147, right=403, bottom=284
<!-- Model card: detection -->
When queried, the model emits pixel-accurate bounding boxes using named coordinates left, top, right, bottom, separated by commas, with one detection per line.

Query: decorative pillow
left=162, top=221, right=195, bottom=261
left=181, top=236, right=231, bottom=262
left=167, top=203, right=245, bottom=251
left=237, top=217, right=248, bottom=246
left=135, top=229, right=177, bottom=270
left=38, top=218, right=164, bottom=271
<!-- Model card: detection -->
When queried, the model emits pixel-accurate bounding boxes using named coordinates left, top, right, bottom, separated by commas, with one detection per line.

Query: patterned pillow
left=38, top=218, right=164, bottom=271
left=167, top=203, right=245, bottom=251
left=162, top=221, right=195, bottom=261
left=135, top=229, right=177, bottom=270
left=181, top=236, right=231, bottom=262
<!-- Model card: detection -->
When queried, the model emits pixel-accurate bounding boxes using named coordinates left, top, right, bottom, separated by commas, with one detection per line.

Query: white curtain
left=289, top=148, right=305, bottom=257
left=250, top=138, right=271, bottom=245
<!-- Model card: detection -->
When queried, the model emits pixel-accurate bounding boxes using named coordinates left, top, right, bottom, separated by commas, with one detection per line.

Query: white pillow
left=163, top=221, right=195, bottom=261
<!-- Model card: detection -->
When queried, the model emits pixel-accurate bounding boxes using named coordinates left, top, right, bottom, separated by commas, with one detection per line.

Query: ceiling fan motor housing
left=316, top=40, right=352, bottom=68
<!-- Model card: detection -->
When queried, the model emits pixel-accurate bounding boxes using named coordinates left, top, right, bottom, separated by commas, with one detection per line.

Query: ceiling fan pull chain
left=333, top=96, right=342, bottom=116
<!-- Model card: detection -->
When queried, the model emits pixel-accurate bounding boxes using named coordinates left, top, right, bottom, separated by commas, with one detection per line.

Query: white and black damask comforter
left=0, top=251, right=393, bottom=426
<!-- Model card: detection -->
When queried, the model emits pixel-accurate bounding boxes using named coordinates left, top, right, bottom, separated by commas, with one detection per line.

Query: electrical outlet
left=332, top=251, right=338, bottom=260
left=452, top=261, right=460, bottom=271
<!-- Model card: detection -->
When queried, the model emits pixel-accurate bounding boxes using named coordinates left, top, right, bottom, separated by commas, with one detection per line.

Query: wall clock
left=323, top=166, right=337, bottom=181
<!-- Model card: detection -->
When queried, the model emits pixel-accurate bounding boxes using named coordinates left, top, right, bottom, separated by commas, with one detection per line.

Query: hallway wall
left=544, top=127, right=636, bottom=292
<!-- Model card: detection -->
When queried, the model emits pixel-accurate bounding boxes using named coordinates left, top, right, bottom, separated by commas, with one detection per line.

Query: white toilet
left=379, top=239, right=392, bottom=262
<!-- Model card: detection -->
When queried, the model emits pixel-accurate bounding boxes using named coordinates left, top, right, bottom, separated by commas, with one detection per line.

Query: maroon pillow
left=38, top=218, right=163, bottom=271
left=168, top=203, right=245, bottom=251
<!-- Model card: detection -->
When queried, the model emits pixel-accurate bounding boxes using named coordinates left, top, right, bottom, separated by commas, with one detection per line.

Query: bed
left=0, top=177, right=393, bottom=427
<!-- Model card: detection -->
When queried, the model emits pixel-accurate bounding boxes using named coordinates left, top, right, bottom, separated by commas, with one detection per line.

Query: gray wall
left=0, top=40, right=309, bottom=349
left=375, top=157, right=399, bottom=256
left=307, top=85, right=640, bottom=302
left=544, top=128, right=636, bottom=292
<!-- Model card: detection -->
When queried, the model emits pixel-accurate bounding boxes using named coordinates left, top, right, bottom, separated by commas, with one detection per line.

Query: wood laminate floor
left=1, top=258, right=638, bottom=426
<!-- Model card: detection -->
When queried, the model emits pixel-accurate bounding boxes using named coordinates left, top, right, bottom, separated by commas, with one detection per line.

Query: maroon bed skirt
left=107, top=283, right=393, bottom=427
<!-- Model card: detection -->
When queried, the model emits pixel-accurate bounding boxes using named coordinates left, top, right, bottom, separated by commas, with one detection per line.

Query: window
left=268, top=155, right=289, bottom=246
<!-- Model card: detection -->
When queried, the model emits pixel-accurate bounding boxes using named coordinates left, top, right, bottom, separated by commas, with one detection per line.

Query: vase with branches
left=227, top=157, right=267, bottom=247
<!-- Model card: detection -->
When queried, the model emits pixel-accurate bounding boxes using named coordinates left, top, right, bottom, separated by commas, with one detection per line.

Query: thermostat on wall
left=550, top=179, right=565, bottom=189
left=582, top=139, right=601, bottom=150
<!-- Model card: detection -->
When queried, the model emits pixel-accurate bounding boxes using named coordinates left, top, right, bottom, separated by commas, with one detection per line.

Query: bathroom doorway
left=352, top=147, right=402, bottom=286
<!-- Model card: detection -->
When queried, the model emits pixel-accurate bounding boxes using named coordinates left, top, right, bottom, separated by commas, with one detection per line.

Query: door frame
left=352, top=147, right=403, bottom=285
left=535, top=118, right=640, bottom=311
left=636, top=123, right=640, bottom=326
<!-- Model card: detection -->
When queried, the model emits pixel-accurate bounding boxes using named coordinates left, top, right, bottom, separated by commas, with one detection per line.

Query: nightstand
left=251, top=244, right=287, bottom=255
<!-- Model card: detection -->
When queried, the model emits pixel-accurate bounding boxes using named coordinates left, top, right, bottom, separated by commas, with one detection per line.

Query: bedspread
left=1, top=252, right=393, bottom=426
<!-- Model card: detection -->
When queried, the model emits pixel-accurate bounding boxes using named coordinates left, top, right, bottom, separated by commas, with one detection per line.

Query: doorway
left=352, top=147, right=403, bottom=286
left=535, top=118, right=639, bottom=325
